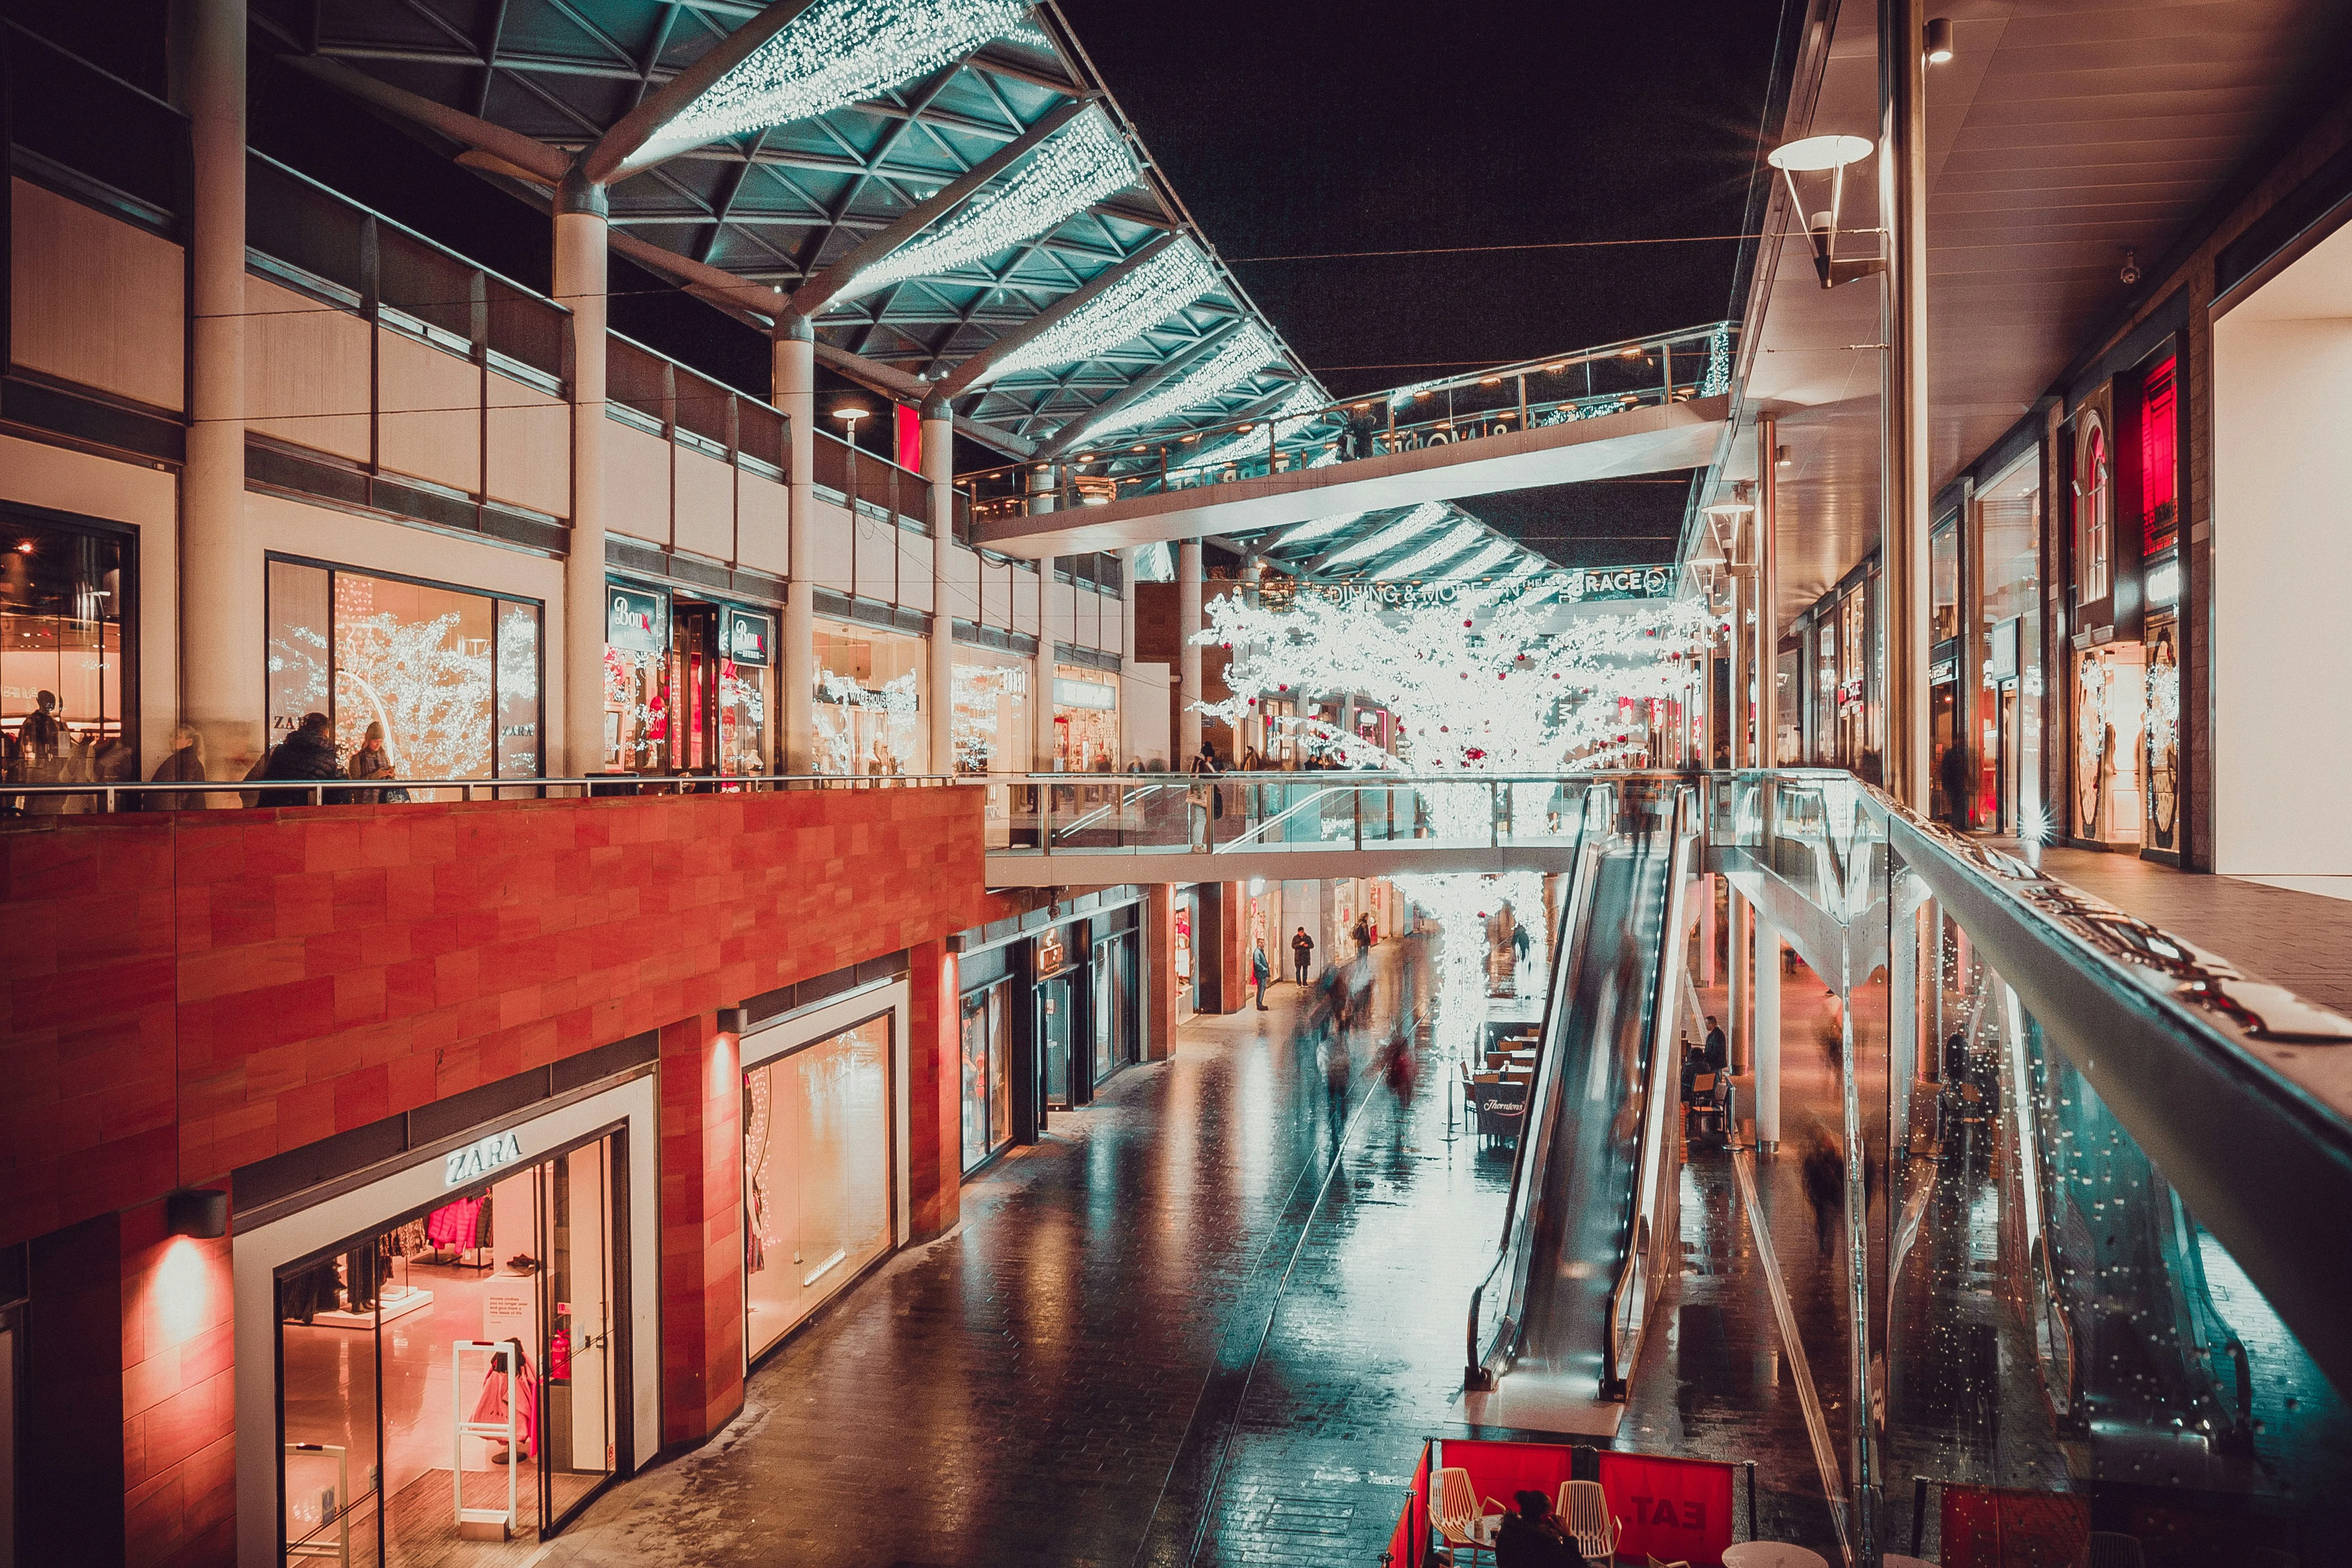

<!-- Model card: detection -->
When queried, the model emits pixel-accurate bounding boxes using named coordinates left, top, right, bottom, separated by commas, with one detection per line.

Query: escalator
left=1462, top=780, right=1698, bottom=1433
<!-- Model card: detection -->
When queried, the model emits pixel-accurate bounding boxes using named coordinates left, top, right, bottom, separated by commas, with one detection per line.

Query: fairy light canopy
left=302, top=0, right=1317, bottom=458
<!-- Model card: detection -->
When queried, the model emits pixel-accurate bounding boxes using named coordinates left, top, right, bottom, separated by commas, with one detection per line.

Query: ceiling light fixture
left=834, top=107, right=1139, bottom=303
left=652, top=0, right=1027, bottom=155
left=1768, top=133, right=1882, bottom=289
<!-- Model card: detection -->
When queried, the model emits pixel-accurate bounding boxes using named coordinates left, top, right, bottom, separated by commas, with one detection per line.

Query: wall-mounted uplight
left=168, top=1188, right=229, bottom=1239
left=1925, top=17, right=1955, bottom=62
left=1775, top=444, right=1793, bottom=468
left=1767, top=133, right=1883, bottom=290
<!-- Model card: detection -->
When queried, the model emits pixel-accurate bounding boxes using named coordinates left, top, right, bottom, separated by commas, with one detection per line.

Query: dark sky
left=1057, top=0, right=1789, bottom=564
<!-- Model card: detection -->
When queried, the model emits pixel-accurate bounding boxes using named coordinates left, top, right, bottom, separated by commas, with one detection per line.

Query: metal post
left=1516, top=372, right=1529, bottom=429
left=1881, top=0, right=1932, bottom=815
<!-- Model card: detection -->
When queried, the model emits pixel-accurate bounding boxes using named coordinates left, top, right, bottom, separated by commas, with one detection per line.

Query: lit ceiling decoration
left=1079, top=324, right=1279, bottom=443
left=1388, top=521, right=1490, bottom=579
left=1273, top=510, right=1367, bottom=550
left=1495, top=556, right=1548, bottom=590
left=836, top=106, right=1140, bottom=304
left=1187, top=383, right=1329, bottom=472
left=652, top=0, right=1029, bottom=158
left=980, top=238, right=1219, bottom=384
left=1318, top=501, right=1450, bottom=570
left=1447, top=540, right=1516, bottom=579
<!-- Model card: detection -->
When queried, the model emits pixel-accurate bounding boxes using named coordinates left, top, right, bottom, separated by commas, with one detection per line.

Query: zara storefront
left=232, top=1052, right=662, bottom=1566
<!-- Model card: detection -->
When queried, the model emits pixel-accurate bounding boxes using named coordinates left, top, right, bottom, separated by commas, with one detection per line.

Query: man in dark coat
left=258, top=712, right=345, bottom=802
left=1703, top=1014, right=1729, bottom=1074
left=1291, top=925, right=1315, bottom=985
left=1495, top=1490, right=1586, bottom=1567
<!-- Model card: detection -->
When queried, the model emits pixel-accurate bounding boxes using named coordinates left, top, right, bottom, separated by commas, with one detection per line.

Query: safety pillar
left=554, top=171, right=609, bottom=778
left=1755, top=909, right=1782, bottom=1150
left=177, top=0, right=255, bottom=775
left=773, top=316, right=815, bottom=772
left=922, top=394, right=957, bottom=775
left=1178, top=538, right=1204, bottom=764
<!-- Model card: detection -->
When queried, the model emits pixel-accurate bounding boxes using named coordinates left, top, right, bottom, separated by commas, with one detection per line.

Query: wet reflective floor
left=540, top=942, right=1520, bottom=1568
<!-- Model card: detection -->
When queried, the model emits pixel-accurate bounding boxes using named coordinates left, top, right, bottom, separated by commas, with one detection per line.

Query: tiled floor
left=2038, top=847, right=2352, bottom=1015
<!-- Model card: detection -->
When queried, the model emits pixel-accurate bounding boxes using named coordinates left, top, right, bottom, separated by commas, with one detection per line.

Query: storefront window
left=813, top=622, right=923, bottom=775
left=2073, top=643, right=2146, bottom=846
left=950, top=653, right=1028, bottom=776
left=2145, top=617, right=2181, bottom=852
left=1930, top=520, right=1961, bottom=643
left=1978, top=459, right=2042, bottom=836
left=603, top=584, right=669, bottom=772
left=1092, top=930, right=1137, bottom=1086
left=268, top=558, right=543, bottom=790
left=1051, top=665, right=1118, bottom=772
left=2078, top=415, right=2113, bottom=606
left=1, top=518, right=131, bottom=789
left=742, top=1017, right=893, bottom=1358
left=2139, top=355, right=2179, bottom=553
left=277, top=1134, right=619, bottom=1562
left=960, top=981, right=1014, bottom=1170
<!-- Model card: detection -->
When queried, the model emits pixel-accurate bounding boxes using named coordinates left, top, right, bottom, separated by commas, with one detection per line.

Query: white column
left=922, top=395, right=956, bottom=776
left=1699, top=873, right=1717, bottom=987
left=553, top=172, right=607, bottom=778
left=1755, top=908, right=1783, bottom=1149
left=774, top=317, right=815, bottom=772
left=1728, top=887, right=1750, bottom=1072
left=177, top=0, right=254, bottom=776
left=1881, top=0, right=1932, bottom=812
left=1179, top=538, right=1204, bottom=764
left=1758, top=417, right=1780, bottom=767
left=1024, top=466, right=1057, bottom=772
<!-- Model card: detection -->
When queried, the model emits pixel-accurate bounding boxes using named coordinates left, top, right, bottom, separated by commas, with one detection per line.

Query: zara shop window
left=813, top=620, right=925, bottom=776
left=267, top=556, right=542, bottom=789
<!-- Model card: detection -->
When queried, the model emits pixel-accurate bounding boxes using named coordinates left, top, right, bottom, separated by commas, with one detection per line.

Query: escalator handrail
left=1601, top=784, right=1698, bottom=1391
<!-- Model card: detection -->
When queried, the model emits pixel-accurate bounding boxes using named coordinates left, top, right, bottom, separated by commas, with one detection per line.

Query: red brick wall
left=1143, top=884, right=1176, bottom=1060
left=120, top=1198, right=235, bottom=1568
left=659, top=1013, right=743, bottom=1447
left=0, top=785, right=985, bottom=1250
left=905, top=941, right=960, bottom=1242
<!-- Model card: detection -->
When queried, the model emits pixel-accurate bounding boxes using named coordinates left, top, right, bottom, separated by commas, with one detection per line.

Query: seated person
left=1495, top=1490, right=1587, bottom=1568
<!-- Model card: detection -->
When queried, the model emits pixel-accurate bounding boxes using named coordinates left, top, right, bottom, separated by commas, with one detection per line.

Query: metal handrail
left=1, top=771, right=965, bottom=813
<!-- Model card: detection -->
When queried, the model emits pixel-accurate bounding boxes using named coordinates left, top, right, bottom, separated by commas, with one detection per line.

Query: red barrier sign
left=1597, top=1452, right=1735, bottom=1567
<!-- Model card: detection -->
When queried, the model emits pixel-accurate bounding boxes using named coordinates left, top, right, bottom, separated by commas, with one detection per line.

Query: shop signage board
left=1053, top=676, right=1116, bottom=710
left=2145, top=557, right=2181, bottom=609
left=1036, top=927, right=1066, bottom=978
left=724, top=607, right=772, bottom=666
left=1559, top=564, right=1676, bottom=602
left=445, top=1130, right=524, bottom=1188
left=607, top=585, right=667, bottom=653
left=1991, top=618, right=2020, bottom=682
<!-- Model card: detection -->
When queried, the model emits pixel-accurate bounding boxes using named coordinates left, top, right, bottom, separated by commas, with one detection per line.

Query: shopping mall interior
left=4, top=1, right=2352, bottom=1565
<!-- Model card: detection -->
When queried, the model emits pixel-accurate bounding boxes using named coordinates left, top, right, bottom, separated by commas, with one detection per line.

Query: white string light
left=1317, top=501, right=1450, bottom=570
left=1186, top=383, right=1328, bottom=472
left=1273, top=510, right=1368, bottom=550
left=654, top=0, right=1028, bottom=153
left=1446, top=539, right=1516, bottom=580
left=1078, top=323, right=1278, bottom=443
left=1385, top=521, right=1488, bottom=579
left=978, top=239, right=1219, bottom=384
left=836, top=107, right=1140, bottom=303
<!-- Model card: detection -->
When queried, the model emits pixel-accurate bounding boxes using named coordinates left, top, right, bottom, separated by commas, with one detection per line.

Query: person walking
left=258, top=712, right=345, bottom=803
left=143, top=725, right=208, bottom=811
left=1251, top=942, right=1271, bottom=1010
left=1290, top=925, right=1315, bottom=985
left=1351, top=912, right=1373, bottom=961
left=1799, top=1124, right=1845, bottom=1256
left=1702, top=1014, right=1729, bottom=1075
left=1511, top=918, right=1532, bottom=971
left=345, top=721, right=407, bottom=803
left=1939, top=741, right=1973, bottom=831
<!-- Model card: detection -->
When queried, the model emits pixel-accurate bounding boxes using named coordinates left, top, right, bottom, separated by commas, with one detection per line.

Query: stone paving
left=535, top=943, right=1518, bottom=1568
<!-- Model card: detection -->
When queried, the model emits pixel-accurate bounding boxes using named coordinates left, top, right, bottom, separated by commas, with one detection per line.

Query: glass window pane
left=496, top=601, right=542, bottom=778
left=267, top=559, right=333, bottom=751
left=813, top=622, right=924, bottom=775
left=987, top=985, right=1011, bottom=1151
left=332, top=572, right=495, bottom=785
left=743, top=1019, right=894, bottom=1358
left=278, top=1254, right=382, bottom=1567
left=961, top=990, right=991, bottom=1170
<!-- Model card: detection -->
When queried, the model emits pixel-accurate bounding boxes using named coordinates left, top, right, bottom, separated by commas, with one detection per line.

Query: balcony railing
left=1, top=772, right=964, bottom=813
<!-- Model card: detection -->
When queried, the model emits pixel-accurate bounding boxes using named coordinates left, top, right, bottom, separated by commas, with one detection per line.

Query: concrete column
left=1727, top=887, right=1750, bottom=1073
left=1758, top=417, right=1780, bottom=767
left=554, top=173, right=608, bottom=778
left=656, top=1012, right=745, bottom=1444
left=1699, top=872, right=1717, bottom=987
left=1178, top=539, right=1204, bottom=764
left=906, top=941, right=962, bottom=1240
left=1144, top=884, right=1177, bottom=1060
left=922, top=395, right=957, bottom=776
left=773, top=318, right=815, bottom=772
left=1755, top=909, right=1783, bottom=1149
left=1729, top=522, right=1751, bottom=768
left=176, top=0, right=255, bottom=776
left=1880, top=0, right=1932, bottom=812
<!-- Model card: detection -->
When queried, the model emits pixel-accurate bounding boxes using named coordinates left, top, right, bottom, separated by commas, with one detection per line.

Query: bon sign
left=1597, top=1452, right=1734, bottom=1567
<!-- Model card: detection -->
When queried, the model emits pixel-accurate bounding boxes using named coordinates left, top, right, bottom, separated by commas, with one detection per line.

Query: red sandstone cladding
left=0, top=785, right=986, bottom=1250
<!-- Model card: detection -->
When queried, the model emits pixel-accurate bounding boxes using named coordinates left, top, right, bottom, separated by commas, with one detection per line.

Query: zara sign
left=444, top=1130, right=525, bottom=1188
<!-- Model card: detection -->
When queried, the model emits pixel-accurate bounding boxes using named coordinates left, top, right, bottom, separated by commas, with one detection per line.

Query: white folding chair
left=1431, top=1467, right=1502, bottom=1568
left=1559, top=1479, right=1622, bottom=1566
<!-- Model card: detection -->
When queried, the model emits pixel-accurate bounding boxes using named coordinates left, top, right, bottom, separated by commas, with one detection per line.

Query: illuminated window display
left=742, top=1016, right=894, bottom=1358
left=2, top=517, right=131, bottom=789
left=267, top=558, right=542, bottom=788
left=718, top=606, right=773, bottom=776
left=813, top=621, right=924, bottom=775
left=1052, top=664, right=1118, bottom=772
left=959, top=980, right=1014, bottom=1170
left=604, top=583, right=670, bottom=773
left=950, top=652, right=1029, bottom=776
